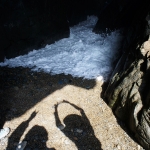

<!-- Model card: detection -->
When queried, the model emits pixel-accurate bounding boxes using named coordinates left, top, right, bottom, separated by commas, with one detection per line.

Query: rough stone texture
left=104, top=15, right=150, bottom=150
left=0, top=0, right=70, bottom=62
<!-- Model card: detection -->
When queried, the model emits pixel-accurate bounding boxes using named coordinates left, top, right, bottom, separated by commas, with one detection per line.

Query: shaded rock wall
left=102, top=0, right=150, bottom=149
left=0, top=0, right=105, bottom=62
left=1, top=0, right=149, bottom=62
left=63, top=0, right=105, bottom=26
left=93, top=0, right=149, bottom=34
left=0, top=0, right=70, bottom=62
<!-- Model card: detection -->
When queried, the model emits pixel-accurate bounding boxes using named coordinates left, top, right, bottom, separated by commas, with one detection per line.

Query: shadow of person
left=22, top=125, right=55, bottom=150
left=54, top=100, right=102, bottom=150
left=6, top=111, right=37, bottom=150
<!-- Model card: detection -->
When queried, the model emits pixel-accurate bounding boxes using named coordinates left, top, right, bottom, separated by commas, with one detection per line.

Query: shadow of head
left=62, top=114, right=102, bottom=150
left=23, top=125, right=55, bottom=150
left=63, top=114, right=90, bottom=130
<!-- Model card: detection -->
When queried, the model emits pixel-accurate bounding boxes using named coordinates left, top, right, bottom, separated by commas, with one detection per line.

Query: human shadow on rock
left=6, top=111, right=37, bottom=150
left=54, top=100, right=102, bottom=150
left=6, top=111, right=55, bottom=150
left=23, top=125, right=55, bottom=150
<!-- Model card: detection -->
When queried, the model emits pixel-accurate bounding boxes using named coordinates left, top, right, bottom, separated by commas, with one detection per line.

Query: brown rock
left=143, top=41, right=150, bottom=51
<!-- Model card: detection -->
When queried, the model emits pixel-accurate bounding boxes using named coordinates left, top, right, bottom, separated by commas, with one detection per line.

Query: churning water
left=0, top=16, right=123, bottom=81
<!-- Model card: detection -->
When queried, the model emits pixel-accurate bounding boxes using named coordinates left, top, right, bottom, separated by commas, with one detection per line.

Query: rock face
left=93, top=0, right=149, bottom=34
left=0, top=0, right=104, bottom=62
left=63, top=0, right=102, bottom=26
left=93, top=0, right=150, bottom=149
left=103, top=3, right=150, bottom=149
left=0, top=0, right=70, bottom=62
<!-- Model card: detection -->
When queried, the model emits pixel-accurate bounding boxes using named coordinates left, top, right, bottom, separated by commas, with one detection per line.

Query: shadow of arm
left=54, top=103, right=65, bottom=130
left=63, top=100, right=91, bottom=125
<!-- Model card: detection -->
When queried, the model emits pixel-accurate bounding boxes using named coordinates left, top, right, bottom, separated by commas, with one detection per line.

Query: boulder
left=104, top=12, right=150, bottom=149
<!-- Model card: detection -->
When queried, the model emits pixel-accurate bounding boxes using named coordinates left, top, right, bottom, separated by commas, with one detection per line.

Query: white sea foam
left=0, top=16, right=123, bottom=81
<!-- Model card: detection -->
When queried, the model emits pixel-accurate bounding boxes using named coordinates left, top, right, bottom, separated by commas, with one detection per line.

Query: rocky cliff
left=102, top=0, right=150, bottom=149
